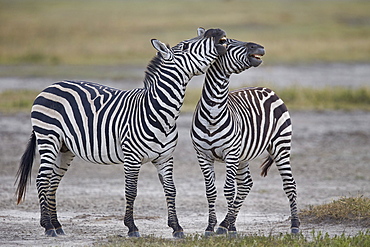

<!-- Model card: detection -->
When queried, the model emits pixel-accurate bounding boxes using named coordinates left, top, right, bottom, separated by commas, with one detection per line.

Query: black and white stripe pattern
left=191, top=39, right=300, bottom=236
left=15, top=28, right=228, bottom=238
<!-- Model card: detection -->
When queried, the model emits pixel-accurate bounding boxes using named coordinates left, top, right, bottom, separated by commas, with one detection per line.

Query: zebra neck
left=144, top=64, right=190, bottom=131
left=200, top=64, right=230, bottom=123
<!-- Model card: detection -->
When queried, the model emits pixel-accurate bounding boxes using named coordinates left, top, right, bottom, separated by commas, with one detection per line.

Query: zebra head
left=151, top=27, right=227, bottom=76
left=217, top=39, right=265, bottom=75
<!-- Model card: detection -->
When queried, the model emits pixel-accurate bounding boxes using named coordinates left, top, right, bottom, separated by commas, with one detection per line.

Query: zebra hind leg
left=155, top=158, right=184, bottom=238
left=270, top=149, right=300, bottom=233
left=35, top=143, right=60, bottom=236
left=50, top=147, right=75, bottom=235
left=36, top=144, right=74, bottom=237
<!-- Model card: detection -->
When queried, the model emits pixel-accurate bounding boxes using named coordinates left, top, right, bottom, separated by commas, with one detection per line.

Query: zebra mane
left=143, top=54, right=162, bottom=89
left=143, top=43, right=170, bottom=89
left=144, top=44, right=171, bottom=89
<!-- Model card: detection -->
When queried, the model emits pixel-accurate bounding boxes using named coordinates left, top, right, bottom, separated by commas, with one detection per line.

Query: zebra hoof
left=228, top=231, right=237, bottom=238
left=204, top=231, right=215, bottom=237
left=45, top=229, right=58, bottom=237
left=291, top=227, right=299, bottom=234
left=55, top=228, right=65, bottom=235
left=216, top=226, right=228, bottom=235
left=128, top=231, right=141, bottom=237
left=173, top=231, right=185, bottom=239
left=291, top=218, right=300, bottom=234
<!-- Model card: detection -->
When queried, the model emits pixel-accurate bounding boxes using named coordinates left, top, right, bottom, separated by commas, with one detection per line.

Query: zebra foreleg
left=123, top=162, right=141, bottom=237
left=155, top=158, right=184, bottom=238
left=198, top=156, right=217, bottom=236
left=227, top=162, right=253, bottom=236
left=216, top=161, right=238, bottom=235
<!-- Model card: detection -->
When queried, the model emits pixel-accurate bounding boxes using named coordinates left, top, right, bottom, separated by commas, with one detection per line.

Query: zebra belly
left=58, top=130, right=124, bottom=164
left=239, top=143, right=268, bottom=162
left=62, top=127, right=177, bottom=165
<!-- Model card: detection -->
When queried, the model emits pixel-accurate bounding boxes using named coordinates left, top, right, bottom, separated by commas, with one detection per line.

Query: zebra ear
left=151, top=39, right=172, bottom=60
left=197, top=27, right=206, bottom=36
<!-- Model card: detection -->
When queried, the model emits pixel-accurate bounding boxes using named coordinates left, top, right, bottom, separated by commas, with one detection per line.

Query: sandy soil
left=0, top=108, right=369, bottom=246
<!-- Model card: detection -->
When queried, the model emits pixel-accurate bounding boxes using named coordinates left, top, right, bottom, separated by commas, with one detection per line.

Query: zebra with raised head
left=190, top=39, right=300, bottom=236
left=15, top=27, right=228, bottom=238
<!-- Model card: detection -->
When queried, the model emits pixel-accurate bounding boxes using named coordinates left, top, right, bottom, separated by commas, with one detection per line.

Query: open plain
left=0, top=87, right=369, bottom=245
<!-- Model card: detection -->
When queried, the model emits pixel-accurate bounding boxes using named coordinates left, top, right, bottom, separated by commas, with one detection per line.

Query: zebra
left=15, top=27, right=229, bottom=238
left=190, top=39, right=300, bottom=236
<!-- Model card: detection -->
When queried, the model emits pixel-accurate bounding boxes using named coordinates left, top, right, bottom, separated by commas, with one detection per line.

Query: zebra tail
left=260, top=155, right=274, bottom=177
left=15, top=131, right=36, bottom=205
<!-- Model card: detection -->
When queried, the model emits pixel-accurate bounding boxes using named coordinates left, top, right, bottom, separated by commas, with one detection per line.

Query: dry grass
left=1, top=0, right=369, bottom=66
left=300, top=195, right=370, bottom=227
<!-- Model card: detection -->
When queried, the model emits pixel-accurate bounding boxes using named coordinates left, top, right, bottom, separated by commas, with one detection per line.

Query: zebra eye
left=182, top=43, right=189, bottom=51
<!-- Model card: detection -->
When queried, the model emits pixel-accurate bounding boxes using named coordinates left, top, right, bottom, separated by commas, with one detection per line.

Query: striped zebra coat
left=15, top=28, right=228, bottom=238
left=191, top=40, right=300, bottom=236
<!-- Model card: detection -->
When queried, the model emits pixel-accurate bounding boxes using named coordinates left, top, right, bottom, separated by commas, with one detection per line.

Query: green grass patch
left=98, top=231, right=369, bottom=247
left=0, top=90, right=38, bottom=113
left=300, top=195, right=370, bottom=228
left=1, top=0, right=369, bottom=66
left=0, top=65, right=145, bottom=81
left=2, top=86, right=370, bottom=113
left=275, top=86, right=370, bottom=111
left=183, top=86, right=370, bottom=112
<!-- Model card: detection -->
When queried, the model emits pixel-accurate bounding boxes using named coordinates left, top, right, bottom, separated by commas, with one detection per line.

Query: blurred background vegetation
left=0, top=0, right=370, bottom=112
left=1, top=0, right=369, bottom=66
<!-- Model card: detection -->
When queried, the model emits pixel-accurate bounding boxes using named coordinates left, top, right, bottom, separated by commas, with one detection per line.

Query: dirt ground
left=0, top=108, right=369, bottom=246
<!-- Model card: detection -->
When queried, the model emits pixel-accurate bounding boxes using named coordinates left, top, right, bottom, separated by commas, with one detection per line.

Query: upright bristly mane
left=143, top=51, right=167, bottom=89
left=143, top=55, right=162, bottom=89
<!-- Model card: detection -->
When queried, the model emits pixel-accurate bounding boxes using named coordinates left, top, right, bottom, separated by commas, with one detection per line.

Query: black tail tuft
left=15, top=131, right=36, bottom=204
left=260, top=155, right=274, bottom=177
